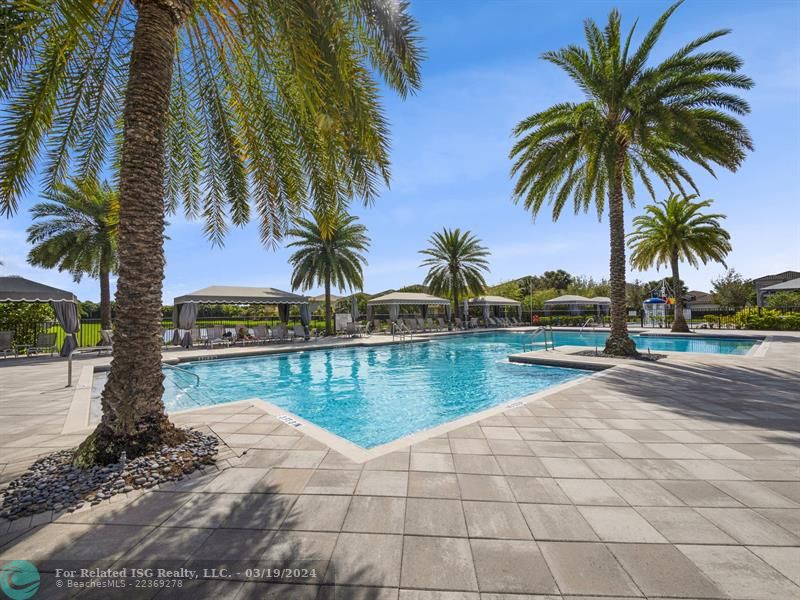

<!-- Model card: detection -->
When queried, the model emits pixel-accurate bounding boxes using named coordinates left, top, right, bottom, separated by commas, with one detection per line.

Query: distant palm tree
left=27, top=179, right=118, bottom=331
left=628, top=195, right=731, bottom=333
left=509, top=1, right=753, bottom=355
left=0, top=1, right=421, bottom=464
left=288, top=211, right=370, bottom=335
left=419, top=228, right=490, bottom=325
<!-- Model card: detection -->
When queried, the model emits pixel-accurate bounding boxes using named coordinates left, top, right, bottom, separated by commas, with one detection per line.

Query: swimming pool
left=163, top=332, right=588, bottom=448
left=546, top=331, right=758, bottom=355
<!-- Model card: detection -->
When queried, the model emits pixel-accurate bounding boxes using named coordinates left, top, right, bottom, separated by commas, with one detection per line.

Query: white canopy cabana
left=172, top=285, right=310, bottom=347
left=366, top=292, right=451, bottom=322
left=543, top=294, right=611, bottom=317
left=0, top=276, right=80, bottom=356
left=468, top=295, right=522, bottom=320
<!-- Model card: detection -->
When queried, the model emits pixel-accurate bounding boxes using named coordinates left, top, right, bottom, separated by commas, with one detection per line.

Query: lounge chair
left=0, top=331, right=16, bottom=358
left=415, top=318, right=427, bottom=332
left=205, top=326, right=232, bottom=348
left=293, top=324, right=308, bottom=341
left=469, top=317, right=479, bottom=329
left=28, top=333, right=58, bottom=356
left=252, top=325, right=269, bottom=344
left=455, top=318, right=465, bottom=330
left=437, top=317, right=447, bottom=330
left=270, top=324, right=289, bottom=342
left=371, top=319, right=385, bottom=334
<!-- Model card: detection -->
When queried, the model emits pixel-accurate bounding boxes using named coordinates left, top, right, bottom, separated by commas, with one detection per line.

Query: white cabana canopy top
left=543, top=294, right=597, bottom=306
left=174, top=285, right=308, bottom=305
left=589, top=296, right=611, bottom=305
left=468, top=295, right=521, bottom=306
left=367, top=292, right=450, bottom=306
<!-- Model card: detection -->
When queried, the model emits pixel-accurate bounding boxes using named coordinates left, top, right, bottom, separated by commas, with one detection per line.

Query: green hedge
left=735, top=309, right=800, bottom=331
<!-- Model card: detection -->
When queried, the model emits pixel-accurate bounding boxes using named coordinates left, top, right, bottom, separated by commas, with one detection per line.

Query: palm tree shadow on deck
left=0, top=469, right=384, bottom=599
left=597, top=358, right=800, bottom=446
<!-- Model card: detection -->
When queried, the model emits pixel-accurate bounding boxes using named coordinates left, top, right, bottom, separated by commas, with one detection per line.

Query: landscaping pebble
left=0, top=429, right=218, bottom=519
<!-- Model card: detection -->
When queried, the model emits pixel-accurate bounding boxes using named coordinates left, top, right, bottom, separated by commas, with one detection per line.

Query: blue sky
left=1, top=0, right=798, bottom=302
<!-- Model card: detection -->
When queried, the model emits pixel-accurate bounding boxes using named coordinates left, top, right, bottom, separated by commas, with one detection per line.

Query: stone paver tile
left=318, top=585, right=399, bottom=600
left=696, top=508, right=800, bottom=545
left=328, top=533, right=403, bottom=587
left=659, top=480, right=742, bottom=507
left=540, top=457, right=596, bottom=478
left=678, top=544, right=800, bottom=600
left=235, top=582, right=319, bottom=599
left=153, top=579, right=243, bottom=599
left=355, top=470, right=408, bottom=497
left=608, top=543, right=725, bottom=598
left=407, top=472, right=461, bottom=499
left=605, top=479, right=684, bottom=506
left=712, top=480, right=798, bottom=508
left=674, top=459, right=749, bottom=480
left=507, top=477, right=570, bottom=504
left=578, top=506, right=667, bottom=543
left=452, top=454, right=502, bottom=475
left=202, top=467, right=270, bottom=493
left=646, top=443, right=709, bottom=459
left=721, top=460, right=799, bottom=481
left=410, top=452, right=455, bottom=473
left=401, top=536, right=477, bottom=591
left=519, top=503, right=598, bottom=541
left=186, top=528, right=274, bottom=560
left=221, top=493, right=298, bottom=529
left=481, top=427, right=522, bottom=440
left=495, top=455, right=547, bottom=477
left=303, top=469, right=361, bottom=495
left=527, top=441, right=576, bottom=457
left=163, top=492, right=243, bottom=528
left=635, top=506, right=736, bottom=544
left=258, top=468, right=315, bottom=493
left=411, top=438, right=452, bottom=454
left=447, top=425, right=485, bottom=439
left=462, top=501, right=531, bottom=539
left=364, top=451, right=410, bottom=471
left=283, top=494, right=351, bottom=532
left=555, top=479, right=626, bottom=506
left=626, top=458, right=695, bottom=479
left=342, top=496, right=405, bottom=534
left=51, top=523, right=152, bottom=562
left=584, top=458, right=645, bottom=479
left=763, top=481, right=800, bottom=504
left=262, top=530, right=338, bottom=562
left=516, top=427, right=559, bottom=442
left=252, top=435, right=302, bottom=450
left=487, top=439, right=535, bottom=456
left=398, top=592, right=478, bottom=600
left=538, top=541, right=640, bottom=597
left=456, top=474, right=514, bottom=502
left=695, top=443, right=754, bottom=460
left=61, top=491, right=193, bottom=526
left=120, top=526, right=213, bottom=561
left=756, top=508, right=800, bottom=537
left=238, top=449, right=288, bottom=468
left=404, top=498, right=467, bottom=537
left=470, top=539, right=557, bottom=595
left=449, top=438, right=492, bottom=455
left=748, top=546, right=800, bottom=586
left=567, top=442, right=618, bottom=458
left=277, top=450, right=327, bottom=469
left=479, top=414, right=514, bottom=427
left=318, top=451, right=361, bottom=470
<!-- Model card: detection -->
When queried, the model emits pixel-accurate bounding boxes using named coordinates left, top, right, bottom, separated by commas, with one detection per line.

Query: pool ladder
left=531, top=326, right=555, bottom=351
left=392, top=322, right=412, bottom=343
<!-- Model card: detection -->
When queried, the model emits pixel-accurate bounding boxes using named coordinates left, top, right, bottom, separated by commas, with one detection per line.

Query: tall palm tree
left=628, top=194, right=731, bottom=333
left=0, top=1, right=422, bottom=464
left=26, top=178, right=119, bottom=331
left=509, top=0, right=752, bottom=355
left=419, top=228, right=490, bottom=324
left=288, top=210, right=370, bottom=335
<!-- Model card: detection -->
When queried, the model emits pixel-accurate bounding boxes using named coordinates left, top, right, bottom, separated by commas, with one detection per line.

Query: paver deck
left=0, top=330, right=798, bottom=598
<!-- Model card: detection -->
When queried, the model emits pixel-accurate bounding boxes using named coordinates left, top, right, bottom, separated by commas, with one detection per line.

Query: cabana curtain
left=53, top=301, right=79, bottom=356
left=172, top=303, right=198, bottom=347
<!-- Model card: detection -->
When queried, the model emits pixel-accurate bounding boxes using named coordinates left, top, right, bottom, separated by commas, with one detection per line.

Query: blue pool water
left=163, top=332, right=587, bottom=448
left=548, top=331, right=758, bottom=355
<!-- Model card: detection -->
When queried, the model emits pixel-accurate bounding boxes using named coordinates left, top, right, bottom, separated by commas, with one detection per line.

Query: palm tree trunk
left=76, top=0, right=190, bottom=466
left=99, top=263, right=112, bottom=331
left=324, top=277, right=332, bottom=335
left=670, top=254, right=690, bottom=333
left=604, top=151, right=638, bottom=356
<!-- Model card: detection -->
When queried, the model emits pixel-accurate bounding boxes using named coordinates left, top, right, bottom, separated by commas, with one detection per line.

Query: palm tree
left=288, top=210, right=370, bottom=335
left=509, top=1, right=752, bottom=355
left=0, top=1, right=422, bottom=465
left=628, top=194, right=731, bottom=333
left=419, top=228, right=490, bottom=324
left=27, top=179, right=119, bottom=331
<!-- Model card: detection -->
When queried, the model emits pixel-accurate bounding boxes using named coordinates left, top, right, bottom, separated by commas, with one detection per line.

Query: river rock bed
left=0, top=429, right=218, bottom=520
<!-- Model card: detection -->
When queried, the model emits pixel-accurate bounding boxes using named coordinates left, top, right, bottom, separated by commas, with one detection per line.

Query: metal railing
left=392, top=321, right=412, bottom=342
left=162, top=362, right=200, bottom=386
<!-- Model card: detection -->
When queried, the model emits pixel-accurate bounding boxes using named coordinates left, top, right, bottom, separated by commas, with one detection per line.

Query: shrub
left=735, top=309, right=800, bottom=331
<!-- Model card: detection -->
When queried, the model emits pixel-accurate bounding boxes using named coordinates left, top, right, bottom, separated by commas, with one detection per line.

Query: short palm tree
left=628, top=194, right=731, bottom=333
left=288, top=211, right=370, bottom=335
left=419, top=228, right=490, bottom=324
left=0, top=1, right=421, bottom=464
left=509, top=1, right=752, bottom=355
left=27, top=179, right=118, bottom=331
